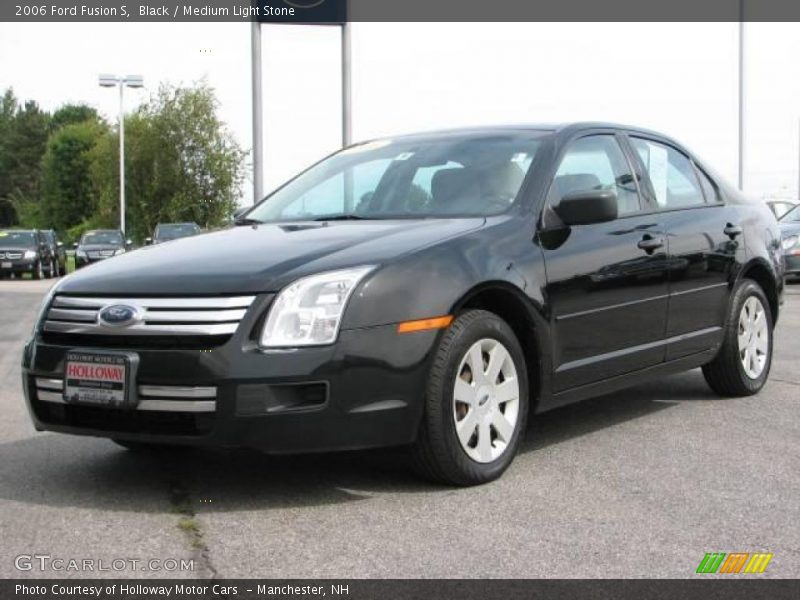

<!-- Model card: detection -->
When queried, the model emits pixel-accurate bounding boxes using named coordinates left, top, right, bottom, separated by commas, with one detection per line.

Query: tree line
left=0, top=82, right=247, bottom=242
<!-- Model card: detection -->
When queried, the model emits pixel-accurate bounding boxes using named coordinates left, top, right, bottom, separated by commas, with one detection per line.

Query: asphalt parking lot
left=0, top=278, right=798, bottom=579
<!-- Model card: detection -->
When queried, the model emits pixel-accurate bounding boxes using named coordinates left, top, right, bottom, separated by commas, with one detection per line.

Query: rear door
left=627, top=136, right=743, bottom=360
left=540, top=134, right=670, bottom=391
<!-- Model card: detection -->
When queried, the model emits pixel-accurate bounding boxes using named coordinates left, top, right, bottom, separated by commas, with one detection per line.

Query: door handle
left=724, top=223, right=743, bottom=238
left=637, top=235, right=664, bottom=252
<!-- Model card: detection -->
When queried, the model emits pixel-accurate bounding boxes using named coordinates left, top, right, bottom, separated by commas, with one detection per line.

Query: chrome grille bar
left=44, top=295, right=256, bottom=336
left=35, top=378, right=217, bottom=413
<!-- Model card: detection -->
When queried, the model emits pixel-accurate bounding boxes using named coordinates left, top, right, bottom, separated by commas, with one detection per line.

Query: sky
left=0, top=22, right=798, bottom=205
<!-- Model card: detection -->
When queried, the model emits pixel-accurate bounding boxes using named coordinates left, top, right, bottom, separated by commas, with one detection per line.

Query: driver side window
left=548, top=135, right=641, bottom=216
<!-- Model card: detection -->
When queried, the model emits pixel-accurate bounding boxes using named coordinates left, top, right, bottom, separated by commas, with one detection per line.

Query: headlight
left=114, top=248, right=126, bottom=255
left=76, top=249, right=87, bottom=258
left=23, top=250, right=37, bottom=259
left=782, top=235, right=798, bottom=251
left=260, top=266, right=375, bottom=348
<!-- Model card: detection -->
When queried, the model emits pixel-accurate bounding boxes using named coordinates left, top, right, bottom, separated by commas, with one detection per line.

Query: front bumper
left=0, top=258, right=36, bottom=274
left=784, top=253, right=800, bottom=277
left=75, top=255, right=113, bottom=268
left=22, top=321, right=438, bottom=453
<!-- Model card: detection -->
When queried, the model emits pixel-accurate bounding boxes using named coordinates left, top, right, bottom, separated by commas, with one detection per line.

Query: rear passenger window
left=631, top=138, right=705, bottom=208
left=549, top=135, right=641, bottom=216
left=695, top=167, right=719, bottom=203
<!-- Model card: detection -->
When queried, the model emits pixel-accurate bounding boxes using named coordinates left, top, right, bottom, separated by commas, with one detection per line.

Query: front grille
left=32, top=378, right=216, bottom=436
left=87, top=250, right=115, bottom=259
left=0, top=251, right=23, bottom=259
left=40, top=332, right=233, bottom=349
left=43, top=295, right=256, bottom=338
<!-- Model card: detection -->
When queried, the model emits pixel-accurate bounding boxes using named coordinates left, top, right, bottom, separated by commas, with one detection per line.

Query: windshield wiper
left=234, top=217, right=265, bottom=226
left=313, top=214, right=372, bottom=221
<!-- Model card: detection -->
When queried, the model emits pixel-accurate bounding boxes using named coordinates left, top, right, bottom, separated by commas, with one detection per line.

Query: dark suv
left=0, top=229, right=55, bottom=279
left=22, top=124, right=783, bottom=485
left=73, top=229, right=130, bottom=269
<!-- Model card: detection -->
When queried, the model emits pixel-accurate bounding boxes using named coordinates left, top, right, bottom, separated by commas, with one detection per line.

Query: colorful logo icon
left=696, top=552, right=773, bottom=574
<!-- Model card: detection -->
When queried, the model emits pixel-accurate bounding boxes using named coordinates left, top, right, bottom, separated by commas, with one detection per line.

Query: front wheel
left=702, top=279, right=773, bottom=396
left=411, top=310, right=529, bottom=486
left=32, top=261, right=43, bottom=280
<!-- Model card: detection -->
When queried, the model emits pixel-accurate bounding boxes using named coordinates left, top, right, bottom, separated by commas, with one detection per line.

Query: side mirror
left=144, top=237, right=153, bottom=246
left=554, top=189, right=618, bottom=226
left=72, top=242, right=78, bottom=249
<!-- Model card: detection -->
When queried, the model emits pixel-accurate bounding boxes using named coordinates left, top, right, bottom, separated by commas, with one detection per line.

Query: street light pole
left=118, top=81, right=125, bottom=235
left=99, top=74, right=144, bottom=235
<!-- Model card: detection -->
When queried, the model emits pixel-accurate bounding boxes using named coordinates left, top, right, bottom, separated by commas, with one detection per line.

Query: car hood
left=0, top=246, right=34, bottom=253
left=58, top=218, right=485, bottom=295
left=78, top=244, right=123, bottom=252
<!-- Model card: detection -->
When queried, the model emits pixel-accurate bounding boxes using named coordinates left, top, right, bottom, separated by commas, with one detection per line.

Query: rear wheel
left=411, top=310, right=529, bottom=486
left=702, top=279, right=773, bottom=396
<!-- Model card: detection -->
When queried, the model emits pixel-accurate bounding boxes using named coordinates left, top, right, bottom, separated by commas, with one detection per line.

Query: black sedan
left=73, top=229, right=131, bottom=269
left=779, top=204, right=800, bottom=279
left=0, top=229, right=55, bottom=279
left=146, top=222, right=201, bottom=245
left=22, top=123, right=783, bottom=485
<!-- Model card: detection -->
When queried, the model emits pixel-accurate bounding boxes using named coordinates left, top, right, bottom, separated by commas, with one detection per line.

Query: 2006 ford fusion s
left=23, top=123, right=783, bottom=485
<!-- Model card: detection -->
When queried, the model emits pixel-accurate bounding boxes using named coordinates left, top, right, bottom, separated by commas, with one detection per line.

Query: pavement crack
left=167, top=476, right=221, bottom=582
left=770, top=377, right=800, bottom=387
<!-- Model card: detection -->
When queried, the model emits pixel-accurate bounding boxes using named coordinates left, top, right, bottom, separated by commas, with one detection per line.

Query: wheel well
left=741, top=263, right=779, bottom=324
left=458, top=286, right=541, bottom=409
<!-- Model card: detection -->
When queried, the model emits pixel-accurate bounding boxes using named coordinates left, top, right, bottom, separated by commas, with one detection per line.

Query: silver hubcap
left=453, top=338, right=520, bottom=463
left=738, top=296, right=769, bottom=379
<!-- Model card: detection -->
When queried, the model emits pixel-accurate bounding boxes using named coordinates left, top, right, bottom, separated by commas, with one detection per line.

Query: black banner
left=3, top=0, right=800, bottom=23
left=3, top=579, right=800, bottom=600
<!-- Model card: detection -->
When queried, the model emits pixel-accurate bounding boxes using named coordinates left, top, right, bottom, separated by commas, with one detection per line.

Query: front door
left=540, top=134, right=670, bottom=391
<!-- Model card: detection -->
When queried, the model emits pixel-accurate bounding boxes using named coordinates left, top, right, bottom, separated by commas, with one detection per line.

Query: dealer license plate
left=64, top=351, right=137, bottom=408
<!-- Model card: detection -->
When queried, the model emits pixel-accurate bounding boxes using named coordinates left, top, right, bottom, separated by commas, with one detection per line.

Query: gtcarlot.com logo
left=696, top=552, right=773, bottom=574
left=15, top=554, right=194, bottom=572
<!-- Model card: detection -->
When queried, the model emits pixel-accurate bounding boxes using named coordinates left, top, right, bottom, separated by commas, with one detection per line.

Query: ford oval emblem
left=98, top=304, right=141, bottom=327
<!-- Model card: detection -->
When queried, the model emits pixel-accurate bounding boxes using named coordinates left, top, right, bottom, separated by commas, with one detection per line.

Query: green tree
left=0, top=91, right=50, bottom=226
left=40, top=120, right=107, bottom=233
left=50, top=103, right=100, bottom=131
left=92, top=81, right=246, bottom=240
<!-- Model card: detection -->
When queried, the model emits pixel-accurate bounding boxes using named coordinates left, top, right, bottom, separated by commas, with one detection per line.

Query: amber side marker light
left=397, top=315, right=454, bottom=334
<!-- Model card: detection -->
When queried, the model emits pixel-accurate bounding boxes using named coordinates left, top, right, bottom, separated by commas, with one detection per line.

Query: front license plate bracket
left=64, top=350, right=139, bottom=409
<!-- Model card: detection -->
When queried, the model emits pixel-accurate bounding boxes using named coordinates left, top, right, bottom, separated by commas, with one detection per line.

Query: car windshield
left=779, top=204, right=800, bottom=223
left=245, top=133, right=546, bottom=222
left=81, top=231, right=123, bottom=245
left=155, top=223, right=199, bottom=240
left=0, top=230, right=37, bottom=247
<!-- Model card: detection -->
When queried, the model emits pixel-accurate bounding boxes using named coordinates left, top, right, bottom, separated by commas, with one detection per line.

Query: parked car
left=22, top=123, right=783, bottom=486
left=145, top=222, right=201, bottom=245
left=0, top=229, right=56, bottom=279
left=73, top=229, right=131, bottom=269
left=766, top=200, right=797, bottom=220
left=778, top=204, right=800, bottom=279
left=42, top=229, right=66, bottom=277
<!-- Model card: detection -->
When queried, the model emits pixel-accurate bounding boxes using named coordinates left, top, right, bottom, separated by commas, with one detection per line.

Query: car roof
left=360, top=122, right=682, bottom=146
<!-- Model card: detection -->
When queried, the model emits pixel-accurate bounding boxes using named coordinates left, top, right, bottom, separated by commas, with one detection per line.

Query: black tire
left=32, top=261, right=43, bottom=280
left=411, top=309, right=529, bottom=486
left=702, top=279, right=773, bottom=396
